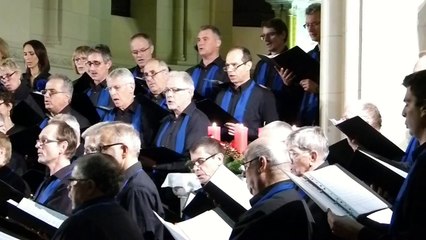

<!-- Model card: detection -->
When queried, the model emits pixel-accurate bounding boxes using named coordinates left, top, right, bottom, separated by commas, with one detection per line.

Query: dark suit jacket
left=52, top=197, right=142, bottom=240
left=230, top=181, right=314, bottom=240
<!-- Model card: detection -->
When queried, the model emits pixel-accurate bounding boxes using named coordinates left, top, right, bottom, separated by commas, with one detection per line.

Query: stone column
left=320, top=0, right=347, bottom=143
left=173, top=0, right=186, bottom=63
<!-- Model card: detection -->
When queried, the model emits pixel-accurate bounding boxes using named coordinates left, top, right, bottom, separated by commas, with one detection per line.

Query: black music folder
left=327, top=139, right=355, bottom=167
left=202, top=165, right=252, bottom=223
left=11, top=98, right=45, bottom=127
left=287, top=164, right=392, bottom=224
left=332, top=116, right=405, bottom=161
left=71, top=92, right=102, bottom=124
left=0, top=179, right=24, bottom=216
left=348, top=149, right=407, bottom=203
left=195, top=99, right=237, bottom=126
left=257, top=46, right=320, bottom=83
left=73, top=72, right=92, bottom=95
left=6, top=198, right=67, bottom=238
left=136, top=94, right=170, bottom=126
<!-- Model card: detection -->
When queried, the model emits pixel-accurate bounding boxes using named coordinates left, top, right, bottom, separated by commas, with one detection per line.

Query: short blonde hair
left=0, top=38, right=10, bottom=60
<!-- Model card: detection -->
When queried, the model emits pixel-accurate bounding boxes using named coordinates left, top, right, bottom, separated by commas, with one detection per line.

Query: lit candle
left=234, top=124, right=248, bottom=153
left=208, top=122, right=221, bottom=141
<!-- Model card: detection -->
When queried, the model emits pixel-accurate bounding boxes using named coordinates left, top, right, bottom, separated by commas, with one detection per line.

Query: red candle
left=234, top=124, right=248, bottom=153
left=208, top=122, right=221, bottom=141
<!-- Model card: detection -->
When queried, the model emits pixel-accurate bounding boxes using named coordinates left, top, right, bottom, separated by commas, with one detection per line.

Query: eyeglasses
left=98, top=143, right=126, bottom=152
left=163, top=88, right=189, bottom=94
left=41, top=89, right=67, bottom=96
left=143, top=69, right=167, bottom=80
left=73, top=57, right=87, bottom=63
left=86, top=61, right=103, bottom=67
left=67, top=177, right=90, bottom=187
left=187, top=153, right=218, bottom=169
left=0, top=71, right=17, bottom=81
left=223, top=61, right=249, bottom=72
left=242, top=156, right=260, bottom=167
left=303, top=22, right=320, bottom=29
left=131, top=46, right=151, bottom=55
left=36, top=138, right=59, bottom=146
left=260, top=31, right=277, bottom=41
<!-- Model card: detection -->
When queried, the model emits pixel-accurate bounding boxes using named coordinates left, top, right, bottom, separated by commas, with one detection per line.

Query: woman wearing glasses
left=22, top=39, right=51, bottom=92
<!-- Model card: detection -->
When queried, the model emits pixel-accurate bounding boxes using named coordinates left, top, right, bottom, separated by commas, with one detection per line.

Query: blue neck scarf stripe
left=87, top=87, right=111, bottom=119
left=191, top=65, right=219, bottom=97
left=220, top=81, right=256, bottom=122
left=255, top=62, right=268, bottom=86
left=103, top=104, right=143, bottom=132
left=298, top=92, right=318, bottom=124
left=252, top=181, right=295, bottom=208
left=155, top=115, right=190, bottom=154
left=39, top=117, right=49, bottom=129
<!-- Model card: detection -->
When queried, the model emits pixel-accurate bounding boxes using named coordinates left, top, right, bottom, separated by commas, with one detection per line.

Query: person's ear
left=310, top=151, right=318, bottom=163
left=216, top=152, right=225, bottom=165
left=246, top=61, right=253, bottom=70
left=258, top=156, right=267, bottom=173
left=421, top=105, right=426, bottom=117
left=59, top=141, right=69, bottom=156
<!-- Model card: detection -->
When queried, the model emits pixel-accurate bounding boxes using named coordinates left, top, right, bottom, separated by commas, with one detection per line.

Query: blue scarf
left=252, top=181, right=295, bottom=208
left=155, top=115, right=190, bottom=154
left=219, top=81, right=256, bottom=122
left=298, top=92, right=319, bottom=125
left=255, top=62, right=283, bottom=92
left=86, top=87, right=110, bottom=119
left=191, top=65, right=219, bottom=97
left=103, top=103, right=143, bottom=132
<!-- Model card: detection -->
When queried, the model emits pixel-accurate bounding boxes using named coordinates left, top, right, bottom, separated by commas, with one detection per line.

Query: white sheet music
left=154, top=209, right=232, bottom=240
left=208, top=165, right=252, bottom=210
left=367, top=208, right=393, bottom=224
left=306, top=165, right=388, bottom=217
left=359, top=150, right=408, bottom=178
left=8, top=198, right=67, bottom=228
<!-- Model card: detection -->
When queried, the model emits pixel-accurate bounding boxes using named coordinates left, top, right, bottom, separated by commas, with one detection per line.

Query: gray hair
left=260, top=121, right=293, bottom=142
left=48, top=74, right=74, bottom=97
left=168, top=71, right=195, bottom=97
left=145, top=58, right=169, bottom=72
left=107, top=68, right=135, bottom=86
left=286, top=126, right=329, bottom=161
left=306, top=2, right=321, bottom=15
left=246, top=138, right=291, bottom=166
left=343, top=101, right=382, bottom=131
left=49, top=114, right=81, bottom=146
left=98, top=122, right=141, bottom=157
left=82, top=122, right=111, bottom=139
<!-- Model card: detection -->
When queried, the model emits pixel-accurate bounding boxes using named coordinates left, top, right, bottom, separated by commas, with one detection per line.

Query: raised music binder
left=287, top=164, right=392, bottom=223
left=348, top=149, right=407, bottom=203
left=257, top=46, right=320, bottom=83
left=331, top=116, right=405, bottom=161
left=195, top=99, right=238, bottom=126
left=154, top=207, right=233, bottom=240
left=202, top=165, right=252, bottom=222
left=6, top=198, right=67, bottom=237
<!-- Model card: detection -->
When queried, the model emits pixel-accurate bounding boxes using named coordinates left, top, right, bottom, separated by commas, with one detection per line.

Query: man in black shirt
left=143, top=59, right=169, bottom=109
left=129, top=33, right=154, bottom=94
left=103, top=68, right=157, bottom=147
left=186, top=25, right=229, bottom=100
left=216, top=47, right=278, bottom=141
left=40, top=74, right=90, bottom=131
left=53, top=153, right=141, bottom=240
left=74, top=44, right=113, bottom=120
left=33, top=121, right=78, bottom=215
left=253, top=19, right=304, bottom=124
left=97, top=122, right=164, bottom=240
left=154, top=71, right=210, bottom=155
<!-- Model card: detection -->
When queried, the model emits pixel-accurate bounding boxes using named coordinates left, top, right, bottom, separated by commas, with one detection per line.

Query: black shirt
left=186, top=56, right=229, bottom=100
left=154, top=102, right=210, bottom=153
left=215, top=79, right=279, bottom=141
left=253, top=54, right=304, bottom=125
left=33, top=164, right=73, bottom=215
left=52, top=197, right=142, bottom=240
left=116, top=162, right=164, bottom=240
left=22, top=71, right=50, bottom=92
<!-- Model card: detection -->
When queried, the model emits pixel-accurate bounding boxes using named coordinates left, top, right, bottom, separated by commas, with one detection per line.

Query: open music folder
left=287, top=165, right=392, bottom=224
left=202, top=165, right=252, bottom=222
left=257, top=46, right=320, bottom=83
left=6, top=198, right=67, bottom=237
left=330, top=116, right=405, bottom=161
left=154, top=208, right=233, bottom=240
